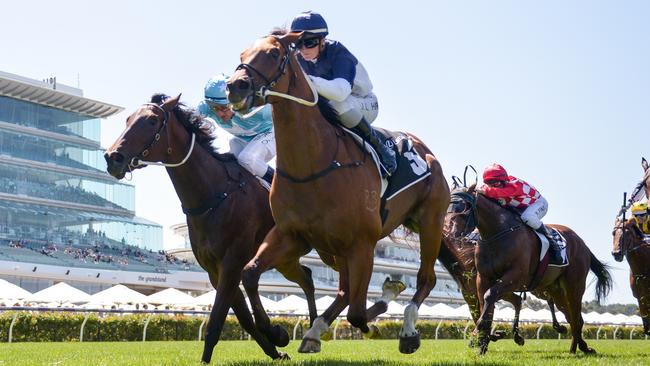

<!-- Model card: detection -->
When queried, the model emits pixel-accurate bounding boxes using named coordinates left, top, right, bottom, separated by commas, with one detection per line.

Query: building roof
left=0, top=71, right=123, bottom=118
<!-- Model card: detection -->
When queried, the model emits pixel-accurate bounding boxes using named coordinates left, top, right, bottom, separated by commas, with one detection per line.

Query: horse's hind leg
left=562, top=277, right=595, bottom=354
left=500, top=292, right=524, bottom=346
left=400, top=158, right=449, bottom=354
left=548, top=299, right=567, bottom=334
left=230, top=286, right=289, bottom=360
left=242, top=228, right=310, bottom=347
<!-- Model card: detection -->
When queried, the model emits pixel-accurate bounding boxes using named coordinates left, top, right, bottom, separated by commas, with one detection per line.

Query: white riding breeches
left=520, top=196, right=548, bottom=230
left=228, top=131, right=276, bottom=177
left=330, top=92, right=379, bottom=128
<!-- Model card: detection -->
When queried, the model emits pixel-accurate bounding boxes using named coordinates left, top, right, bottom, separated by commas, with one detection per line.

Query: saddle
left=528, top=226, right=568, bottom=291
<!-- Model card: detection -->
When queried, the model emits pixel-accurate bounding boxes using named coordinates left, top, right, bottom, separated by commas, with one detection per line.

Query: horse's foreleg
left=242, top=228, right=304, bottom=347
left=344, top=245, right=375, bottom=334
left=230, top=286, right=289, bottom=360
left=400, top=191, right=447, bottom=354
left=299, top=256, right=351, bottom=354
left=475, top=272, right=519, bottom=355
left=501, top=292, right=524, bottom=346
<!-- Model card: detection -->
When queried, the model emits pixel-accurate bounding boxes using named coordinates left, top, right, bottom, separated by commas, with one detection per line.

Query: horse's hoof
left=477, top=336, right=490, bottom=355
left=489, top=330, right=506, bottom=341
left=399, top=333, right=420, bottom=354
left=363, top=324, right=381, bottom=339
left=514, top=334, right=525, bottom=346
left=275, top=351, right=291, bottom=360
left=582, top=347, right=596, bottom=355
left=298, top=337, right=321, bottom=353
left=270, top=325, right=290, bottom=347
left=467, top=338, right=477, bottom=348
left=320, top=328, right=333, bottom=341
left=555, top=325, right=568, bottom=334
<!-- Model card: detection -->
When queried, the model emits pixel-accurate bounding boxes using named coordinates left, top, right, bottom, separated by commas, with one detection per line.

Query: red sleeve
left=481, top=182, right=520, bottom=199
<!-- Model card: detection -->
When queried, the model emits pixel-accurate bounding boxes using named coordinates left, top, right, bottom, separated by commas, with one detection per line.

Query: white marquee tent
left=25, top=282, right=91, bottom=304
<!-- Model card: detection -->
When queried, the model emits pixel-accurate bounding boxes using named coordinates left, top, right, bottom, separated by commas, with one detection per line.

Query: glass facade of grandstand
left=0, top=93, right=162, bottom=259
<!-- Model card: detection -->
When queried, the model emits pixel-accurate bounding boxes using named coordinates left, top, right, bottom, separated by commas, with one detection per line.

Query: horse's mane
left=150, top=94, right=237, bottom=162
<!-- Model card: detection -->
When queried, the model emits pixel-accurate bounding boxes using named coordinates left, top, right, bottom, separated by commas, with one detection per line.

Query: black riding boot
left=535, top=225, right=563, bottom=263
left=352, top=118, right=397, bottom=176
left=262, top=166, right=275, bottom=186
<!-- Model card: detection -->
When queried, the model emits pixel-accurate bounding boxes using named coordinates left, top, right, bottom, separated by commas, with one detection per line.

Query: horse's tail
left=589, top=251, right=613, bottom=304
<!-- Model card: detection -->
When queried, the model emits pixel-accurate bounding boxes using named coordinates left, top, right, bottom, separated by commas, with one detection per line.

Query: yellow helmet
left=631, top=201, right=649, bottom=216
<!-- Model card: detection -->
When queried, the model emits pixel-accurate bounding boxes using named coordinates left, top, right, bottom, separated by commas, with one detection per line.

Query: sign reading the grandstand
left=137, top=275, right=168, bottom=284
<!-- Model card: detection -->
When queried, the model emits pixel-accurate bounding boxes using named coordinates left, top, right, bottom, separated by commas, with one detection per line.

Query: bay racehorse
left=446, top=184, right=612, bottom=354
left=442, top=184, right=567, bottom=346
left=104, top=94, right=322, bottom=363
left=227, top=31, right=450, bottom=354
left=612, top=217, right=650, bottom=335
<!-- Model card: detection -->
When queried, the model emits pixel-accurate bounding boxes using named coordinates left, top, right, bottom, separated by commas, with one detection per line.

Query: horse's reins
left=613, top=222, right=650, bottom=257
left=235, top=40, right=319, bottom=111
left=450, top=190, right=522, bottom=245
left=128, top=103, right=196, bottom=169
left=235, top=36, right=366, bottom=183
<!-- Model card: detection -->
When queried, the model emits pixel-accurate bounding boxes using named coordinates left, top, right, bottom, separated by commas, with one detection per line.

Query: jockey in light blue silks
left=197, top=73, right=276, bottom=185
left=290, top=11, right=397, bottom=177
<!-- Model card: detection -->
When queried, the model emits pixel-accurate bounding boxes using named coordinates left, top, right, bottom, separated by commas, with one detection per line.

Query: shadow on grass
left=221, top=361, right=509, bottom=366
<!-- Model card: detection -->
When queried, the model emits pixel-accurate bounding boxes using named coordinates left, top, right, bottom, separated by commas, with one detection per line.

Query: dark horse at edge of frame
left=445, top=184, right=612, bottom=355
left=105, top=94, right=325, bottom=363
left=227, top=30, right=450, bottom=354
left=612, top=217, right=650, bottom=335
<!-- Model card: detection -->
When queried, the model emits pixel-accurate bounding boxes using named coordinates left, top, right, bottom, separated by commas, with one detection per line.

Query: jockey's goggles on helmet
left=206, top=99, right=228, bottom=108
left=485, top=179, right=505, bottom=187
left=297, top=37, right=321, bottom=49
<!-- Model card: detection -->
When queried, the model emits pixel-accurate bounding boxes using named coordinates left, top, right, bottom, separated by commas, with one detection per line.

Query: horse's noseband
left=235, top=39, right=291, bottom=102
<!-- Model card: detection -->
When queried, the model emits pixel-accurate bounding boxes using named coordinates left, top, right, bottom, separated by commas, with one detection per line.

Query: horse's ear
left=642, top=157, right=648, bottom=172
left=277, top=31, right=303, bottom=47
left=162, top=94, right=181, bottom=112
left=467, top=183, right=477, bottom=193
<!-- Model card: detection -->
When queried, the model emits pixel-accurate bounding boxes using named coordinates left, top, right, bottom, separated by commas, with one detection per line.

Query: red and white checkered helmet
left=483, top=163, right=508, bottom=182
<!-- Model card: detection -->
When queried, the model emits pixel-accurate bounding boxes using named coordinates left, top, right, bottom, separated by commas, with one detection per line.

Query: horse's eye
left=270, top=48, right=280, bottom=59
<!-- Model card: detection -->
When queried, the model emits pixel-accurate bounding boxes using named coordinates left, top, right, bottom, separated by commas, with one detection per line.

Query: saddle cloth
left=343, top=127, right=432, bottom=200
left=534, top=226, right=569, bottom=267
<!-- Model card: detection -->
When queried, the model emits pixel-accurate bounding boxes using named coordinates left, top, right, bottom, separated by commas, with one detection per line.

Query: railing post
left=629, top=328, right=635, bottom=340
left=198, top=317, right=207, bottom=341
left=536, top=323, right=544, bottom=339
left=8, top=313, right=19, bottom=343
left=292, top=317, right=304, bottom=341
left=435, top=320, right=443, bottom=340
left=142, top=314, right=153, bottom=342
left=596, top=325, right=603, bottom=340
left=463, top=321, right=472, bottom=340
left=613, top=326, right=620, bottom=340
left=80, top=313, right=91, bottom=342
left=333, top=318, right=342, bottom=340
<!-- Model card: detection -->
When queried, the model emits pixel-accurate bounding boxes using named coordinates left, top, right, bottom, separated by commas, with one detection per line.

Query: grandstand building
left=0, top=71, right=174, bottom=294
left=170, top=224, right=464, bottom=305
left=0, top=70, right=462, bottom=306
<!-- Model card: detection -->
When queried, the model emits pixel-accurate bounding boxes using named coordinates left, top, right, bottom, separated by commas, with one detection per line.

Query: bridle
left=234, top=36, right=319, bottom=115
left=613, top=219, right=649, bottom=257
left=447, top=190, right=478, bottom=238
left=128, top=103, right=195, bottom=170
left=448, top=190, right=522, bottom=245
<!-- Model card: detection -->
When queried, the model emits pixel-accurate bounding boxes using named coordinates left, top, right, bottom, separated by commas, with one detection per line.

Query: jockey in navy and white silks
left=197, top=73, right=276, bottom=185
left=290, top=11, right=397, bottom=176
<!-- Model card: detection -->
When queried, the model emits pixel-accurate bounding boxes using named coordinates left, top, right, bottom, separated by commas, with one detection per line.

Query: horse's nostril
left=106, top=152, right=125, bottom=164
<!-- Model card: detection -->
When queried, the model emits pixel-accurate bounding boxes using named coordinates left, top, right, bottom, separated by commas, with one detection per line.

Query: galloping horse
left=446, top=184, right=612, bottom=354
left=442, top=184, right=566, bottom=346
left=227, top=31, right=450, bottom=354
left=612, top=217, right=650, bottom=335
left=104, top=94, right=321, bottom=363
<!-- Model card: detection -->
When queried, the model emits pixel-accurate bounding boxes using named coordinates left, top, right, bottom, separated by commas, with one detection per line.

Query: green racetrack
left=0, top=339, right=648, bottom=366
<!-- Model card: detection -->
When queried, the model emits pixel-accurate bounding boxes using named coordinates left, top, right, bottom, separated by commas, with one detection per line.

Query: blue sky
left=3, top=1, right=649, bottom=304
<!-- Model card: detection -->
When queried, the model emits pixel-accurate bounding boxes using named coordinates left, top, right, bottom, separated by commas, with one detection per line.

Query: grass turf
left=0, top=339, right=648, bottom=366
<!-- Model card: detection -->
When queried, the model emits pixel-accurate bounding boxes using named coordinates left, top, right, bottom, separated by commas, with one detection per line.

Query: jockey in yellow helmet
left=631, top=201, right=650, bottom=235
